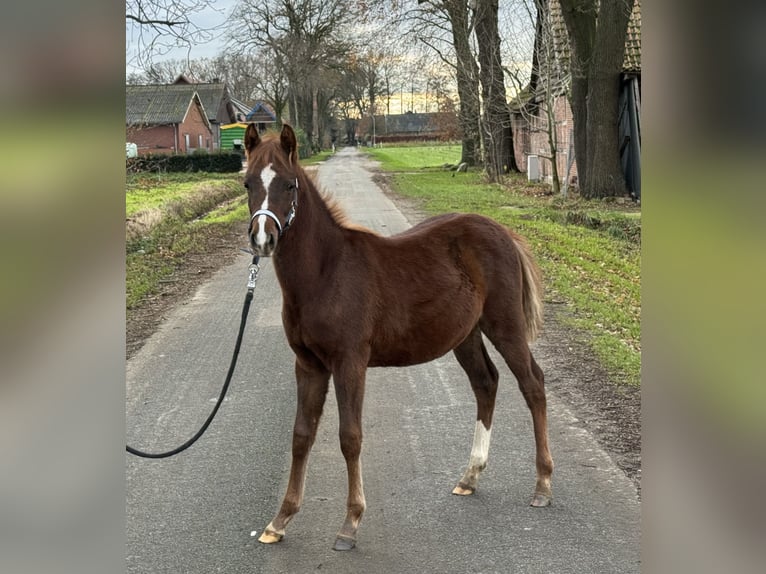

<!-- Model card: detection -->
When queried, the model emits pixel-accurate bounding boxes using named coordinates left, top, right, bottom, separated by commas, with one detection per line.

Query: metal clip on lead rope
left=247, top=256, right=261, bottom=292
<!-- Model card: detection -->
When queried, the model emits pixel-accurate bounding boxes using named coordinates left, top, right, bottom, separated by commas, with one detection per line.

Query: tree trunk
left=569, top=75, right=589, bottom=191
left=312, top=86, right=320, bottom=150
left=584, top=0, right=633, bottom=197
left=475, top=0, right=518, bottom=180
left=545, top=100, right=561, bottom=194
left=445, top=1, right=481, bottom=166
left=559, top=0, right=634, bottom=198
left=559, top=0, right=595, bottom=192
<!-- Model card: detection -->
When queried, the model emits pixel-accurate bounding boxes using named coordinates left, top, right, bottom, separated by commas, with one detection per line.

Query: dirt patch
left=126, top=221, right=248, bottom=360
left=537, top=304, right=641, bottom=494
left=126, top=172, right=641, bottom=496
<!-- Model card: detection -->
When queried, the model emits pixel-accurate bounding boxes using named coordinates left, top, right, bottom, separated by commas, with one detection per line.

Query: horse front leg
left=331, top=361, right=368, bottom=551
left=259, top=360, right=330, bottom=544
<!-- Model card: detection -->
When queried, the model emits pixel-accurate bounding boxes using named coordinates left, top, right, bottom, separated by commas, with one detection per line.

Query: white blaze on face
left=468, top=420, right=492, bottom=470
left=255, top=164, right=277, bottom=247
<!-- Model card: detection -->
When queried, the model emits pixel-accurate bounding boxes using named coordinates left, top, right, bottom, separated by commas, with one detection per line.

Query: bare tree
left=413, top=0, right=482, bottom=166
left=507, top=0, right=569, bottom=194
left=228, top=0, right=357, bottom=146
left=559, top=0, right=636, bottom=198
left=475, top=0, right=519, bottom=179
left=126, top=0, right=225, bottom=69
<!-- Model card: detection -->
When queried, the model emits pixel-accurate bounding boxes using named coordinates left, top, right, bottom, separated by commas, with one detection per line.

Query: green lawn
left=369, top=144, right=462, bottom=171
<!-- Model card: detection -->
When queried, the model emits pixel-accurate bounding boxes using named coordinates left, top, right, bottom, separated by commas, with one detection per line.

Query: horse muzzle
left=250, top=209, right=282, bottom=256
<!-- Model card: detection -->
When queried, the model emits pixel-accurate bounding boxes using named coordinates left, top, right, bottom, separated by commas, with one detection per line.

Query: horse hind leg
left=452, top=327, right=499, bottom=496
left=259, top=361, right=330, bottom=544
left=483, top=322, right=553, bottom=507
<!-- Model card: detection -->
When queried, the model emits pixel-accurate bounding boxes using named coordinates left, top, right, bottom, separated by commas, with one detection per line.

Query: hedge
left=127, top=152, right=243, bottom=173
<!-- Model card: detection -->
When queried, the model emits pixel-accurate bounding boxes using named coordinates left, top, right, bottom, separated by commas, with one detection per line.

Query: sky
left=126, top=1, right=236, bottom=75
left=126, top=0, right=536, bottom=88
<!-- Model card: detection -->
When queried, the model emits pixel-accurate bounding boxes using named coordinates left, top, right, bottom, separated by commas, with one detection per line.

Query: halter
left=250, top=178, right=299, bottom=238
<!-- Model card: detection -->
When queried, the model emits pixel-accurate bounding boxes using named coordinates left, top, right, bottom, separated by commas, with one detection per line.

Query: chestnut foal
left=244, top=124, right=553, bottom=551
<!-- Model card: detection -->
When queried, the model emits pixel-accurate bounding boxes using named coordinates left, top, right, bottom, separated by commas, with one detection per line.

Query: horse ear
left=280, top=124, right=298, bottom=164
left=244, top=123, right=260, bottom=157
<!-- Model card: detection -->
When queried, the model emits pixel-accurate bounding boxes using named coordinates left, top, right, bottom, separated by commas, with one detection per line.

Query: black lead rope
left=126, top=256, right=261, bottom=459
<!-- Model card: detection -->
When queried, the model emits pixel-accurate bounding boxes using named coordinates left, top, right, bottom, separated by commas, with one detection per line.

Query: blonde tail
left=513, top=235, right=544, bottom=342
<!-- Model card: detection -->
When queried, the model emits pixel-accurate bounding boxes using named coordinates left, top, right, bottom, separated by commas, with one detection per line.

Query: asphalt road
left=126, top=147, right=640, bottom=573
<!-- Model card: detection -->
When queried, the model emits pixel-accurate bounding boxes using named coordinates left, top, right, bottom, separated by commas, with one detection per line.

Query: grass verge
left=126, top=172, right=247, bottom=308
left=365, top=146, right=641, bottom=386
left=125, top=149, right=334, bottom=310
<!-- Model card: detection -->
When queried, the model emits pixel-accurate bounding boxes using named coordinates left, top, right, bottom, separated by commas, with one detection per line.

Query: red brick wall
left=179, top=101, right=213, bottom=154
left=125, top=99, right=213, bottom=156
left=127, top=125, right=176, bottom=155
left=512, top=95, right=579, bottom=188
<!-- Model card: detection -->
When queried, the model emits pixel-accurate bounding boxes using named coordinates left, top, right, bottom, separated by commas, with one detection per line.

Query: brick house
left=126, top=75, right=251, bottom=154
left=126, top=86, right=213, bottom=155
left=511, top=0, right=641, bottom=198
left=171, top=75, right=251, bottom=150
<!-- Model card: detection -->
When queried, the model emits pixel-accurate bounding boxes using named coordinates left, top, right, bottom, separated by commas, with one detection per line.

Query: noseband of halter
left=250, top=178, right=298, bottom=238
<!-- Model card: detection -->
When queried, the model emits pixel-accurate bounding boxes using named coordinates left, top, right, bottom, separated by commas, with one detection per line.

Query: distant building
left=126, top=86, right=212, bottom=155
left=126, top=75, right=250, bottom=154
left=359, top=111, right=454, bottom=144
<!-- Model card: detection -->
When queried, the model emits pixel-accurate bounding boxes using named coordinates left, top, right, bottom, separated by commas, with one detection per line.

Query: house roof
left=188, top=83, right=229, bottom=121
left=171, top=74, right=230, bottom=121
left=229, top=97, right=254, bottom=123
left=550, top=0, right=641, bottom=74
left=127, top=81, right=231, bottom=125
left=246, top=101, right=277, bottom=123
left=126, top=85, right=210, bottom=126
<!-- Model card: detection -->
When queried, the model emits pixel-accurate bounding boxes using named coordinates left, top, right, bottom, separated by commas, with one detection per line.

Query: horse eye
left=244, top=181, right=250, bottom=190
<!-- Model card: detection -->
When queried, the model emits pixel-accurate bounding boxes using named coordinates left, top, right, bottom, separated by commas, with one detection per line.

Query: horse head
left=244, top=124, right=300, bottom=257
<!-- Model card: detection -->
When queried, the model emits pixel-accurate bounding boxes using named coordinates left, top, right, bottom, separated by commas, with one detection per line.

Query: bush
left=127, top=152, right=243, bottom=173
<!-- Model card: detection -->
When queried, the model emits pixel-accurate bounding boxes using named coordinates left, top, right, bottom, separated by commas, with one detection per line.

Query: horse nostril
left=268, top=233, right=277, bottom=249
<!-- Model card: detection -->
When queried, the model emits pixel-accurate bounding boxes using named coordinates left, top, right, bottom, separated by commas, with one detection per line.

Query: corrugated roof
left=221, top=122, right=249, bottom=130
left=171, top=75, right=229, bottom=120
left=230, top=97, right=255, bottom=122
left=190, top=83, right=227, bottom=121
left=126, top=85, right=205, bottom=125
left=126, top=82, right=228, bottom=126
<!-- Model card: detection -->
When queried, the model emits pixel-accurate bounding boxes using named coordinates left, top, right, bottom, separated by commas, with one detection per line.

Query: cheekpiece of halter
left=250, top=178, right=298, bottom=238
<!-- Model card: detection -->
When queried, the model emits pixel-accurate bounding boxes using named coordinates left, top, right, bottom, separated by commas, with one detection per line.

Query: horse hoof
left=452, top=484, right=475, bottom=496
left=530, top=493, right=552, bottom=507
left=333, top=536, right=356, bottom=551
left=258, top=529, right=284, bottom=544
